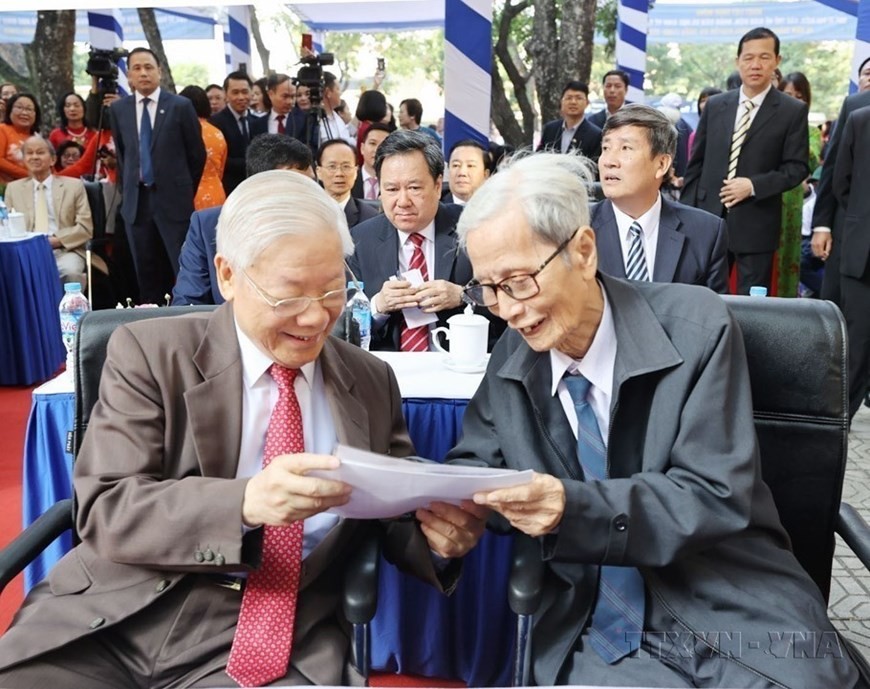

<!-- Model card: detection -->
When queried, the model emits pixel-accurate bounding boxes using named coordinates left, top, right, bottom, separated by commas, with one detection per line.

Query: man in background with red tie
left=0, top=170, right=486, bottom=688
left=248, top=73, right=302, bottom=144
left=348, top=130, right=504, bottom=351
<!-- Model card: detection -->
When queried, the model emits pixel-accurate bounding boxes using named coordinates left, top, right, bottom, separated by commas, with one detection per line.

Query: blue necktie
left=563, top=373, right=646, bottom=663
left=139, top=97, right=154, bottom=186
left=625, top=221, right=650, bottom=282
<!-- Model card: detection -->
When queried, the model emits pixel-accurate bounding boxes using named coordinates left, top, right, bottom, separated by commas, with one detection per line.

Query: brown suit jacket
left=4, top=174, right=107, bottom=274
left=0, top=303, right=450, bottom=683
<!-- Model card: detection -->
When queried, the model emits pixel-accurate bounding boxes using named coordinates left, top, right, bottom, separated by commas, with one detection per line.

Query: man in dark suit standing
left=537, top=80, right=602, bottom=163
left=209, top=71, right=253, bottom=196
left=832, top=105, right=870, bottom=419
left=348, top=130, right=502, bottom=351
left=0, top=170, right=486, bottom=688
left=587, top=70, right=629, bottom=130
left=593, top=104, right=728, bottom=293
left=316, top=139, right=379, bottom=229
left=683, top=27, right=808, bottom=295
left=109, top=47, right=206, bottom=304
left=173, top=135, right=317, bottom=306
left=448, top=152, right=862, bottom=689
left=810, top=84, right=870, bottom=304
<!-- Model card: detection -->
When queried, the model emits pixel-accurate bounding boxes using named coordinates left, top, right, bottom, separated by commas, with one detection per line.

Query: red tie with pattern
left=226, top=364, right=305, bottom=687
left=400, top=232, right=430, bottom=352
left=276, top=114, right=286, bottom=134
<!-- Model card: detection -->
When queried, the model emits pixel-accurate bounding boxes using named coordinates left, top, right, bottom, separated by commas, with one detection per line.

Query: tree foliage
left=27, top=11, right=75, bottom=132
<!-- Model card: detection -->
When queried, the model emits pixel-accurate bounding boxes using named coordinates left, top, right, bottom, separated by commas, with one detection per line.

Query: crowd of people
left=2, top=25, right=870, bottom=688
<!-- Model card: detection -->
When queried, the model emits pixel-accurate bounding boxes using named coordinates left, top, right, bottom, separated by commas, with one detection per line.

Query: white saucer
left=443, top=357, right=487, bottom=374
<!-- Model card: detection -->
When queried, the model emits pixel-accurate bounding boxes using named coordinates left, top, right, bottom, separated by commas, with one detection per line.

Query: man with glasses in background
left=317, top=138, right=379, bottom=228
left=0, top=170, right=486, bottom=688
left=447, top=152, right=864, bottom=688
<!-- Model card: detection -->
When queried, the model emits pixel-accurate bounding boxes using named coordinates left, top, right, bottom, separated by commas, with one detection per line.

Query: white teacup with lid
left=432, top=305, right=489, bottom=370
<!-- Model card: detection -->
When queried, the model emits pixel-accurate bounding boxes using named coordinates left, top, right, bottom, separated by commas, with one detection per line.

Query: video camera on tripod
left=295, top=52, right=335, bottom=107
left=85, top=47, right=129, bottom=96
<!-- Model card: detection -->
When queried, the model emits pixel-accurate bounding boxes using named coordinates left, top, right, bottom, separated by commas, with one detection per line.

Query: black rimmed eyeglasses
left=462, top=229, right=578, bottom=308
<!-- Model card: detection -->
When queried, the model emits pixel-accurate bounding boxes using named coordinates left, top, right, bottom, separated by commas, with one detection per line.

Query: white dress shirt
left=734, top=84, right=771, bottom=132
left=550, top=285, right=617, bottom=445
left=560, top=119, right=581, bottom=154
left=612, top=193, right=662, bottom=279
left=135, top=88, right=160, bottom=134
left=234, top=321, right=340, bottom=558
left=267, top=109, right=289, bottom=135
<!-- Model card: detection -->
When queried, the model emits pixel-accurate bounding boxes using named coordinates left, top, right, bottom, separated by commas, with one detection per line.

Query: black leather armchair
left=504, top=295, right=870, bottom=685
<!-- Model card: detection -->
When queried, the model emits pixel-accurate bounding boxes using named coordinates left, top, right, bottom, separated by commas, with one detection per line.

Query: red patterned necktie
left=400, top=232, right=430, bottom=352
left=276, top=114, right=286, bottom=134
left=226, top=364, right=305, bottom=687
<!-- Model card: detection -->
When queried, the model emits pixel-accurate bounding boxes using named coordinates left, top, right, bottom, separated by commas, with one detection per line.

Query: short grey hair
left=456, top=152, right=594, bottom=248
left=602, top=103, right=677, bottom=158
left=216, top=169, right=353, bottom=270
left=23, top=134, right=55, bottom=158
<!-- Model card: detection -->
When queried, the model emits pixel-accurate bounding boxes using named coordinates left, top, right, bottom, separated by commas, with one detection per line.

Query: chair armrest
left=509, top=534, right=545, bottom=616
left=0, top=499, right=74, bottom=593
left=342, top=532, right=381, bottom=624
left=837, top=502, right=870, bottom=571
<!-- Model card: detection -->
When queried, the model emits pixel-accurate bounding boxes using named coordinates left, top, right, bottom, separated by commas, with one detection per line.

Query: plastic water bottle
left=346, top=281, right=372, bottom=351
left=749, top=286, right=768, bottom=297
left=0, top=196, right=8, bottom=238
left=59, top=282, right=90, bottom=379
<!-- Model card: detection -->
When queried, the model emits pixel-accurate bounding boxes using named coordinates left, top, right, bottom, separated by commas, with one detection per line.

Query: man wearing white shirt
left=683, top=27, right=808, bottom=294
left=109, top=47, right=205, bottom=303
left=445, top=140, right=491, bottom=206
left=348, top=130, right=504, bottom=351
left=317, top=72, right=355, bottom=148
left=0, top=170, right=486, bottom=688
left=352, top=122, right=390, bottom=201
left=591, top=105, right=728, bottom=293
left=316, top=138, right=378, bottom=228
left=5, top=135, right=107, bottom=288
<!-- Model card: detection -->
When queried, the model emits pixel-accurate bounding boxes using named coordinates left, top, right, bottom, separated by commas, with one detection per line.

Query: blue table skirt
left=370, top=399, right=514, bottom=686
left=23, top=389, right=75, bottom=591
left=0, top=236, right=64, bottom=386
left=22, top=395, right=514, bottom=686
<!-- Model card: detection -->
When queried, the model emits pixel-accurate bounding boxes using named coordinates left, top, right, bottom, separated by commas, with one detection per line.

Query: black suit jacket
left=812, top=90, right=870, bottom=234
left=209, top=107, right=250, bottom=195
left=587, top=108, right=608, bottom=130
left=348, top=204, right=503, bottom=351
left=682, top=88, right=808, bottom=254
left=536, top=118, right=602, bottom=161
left=591, top=197, right=729, bottom=293
left=344, top=196, right=379, bottom=228
left=832, top=105, right=870, bottom=279
left=248, top=109, right=312, bottom=146
left=109, top=91, right=206, bottom=227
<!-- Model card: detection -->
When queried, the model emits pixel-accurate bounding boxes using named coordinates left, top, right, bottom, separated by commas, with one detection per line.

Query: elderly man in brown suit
left=0, top=170, right=486, bottom=688
left=4, top=135, right=107, bottom=288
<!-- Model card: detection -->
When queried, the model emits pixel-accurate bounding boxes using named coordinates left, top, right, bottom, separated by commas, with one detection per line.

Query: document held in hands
left=309, top=445, right=534, bottom=519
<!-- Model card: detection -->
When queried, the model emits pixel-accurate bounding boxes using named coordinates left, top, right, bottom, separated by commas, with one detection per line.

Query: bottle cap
left=749, top=286, right=767, bottom=297
left=347, top=280, right=364, bottom=291
left=64, top=282, right=82, bottom=293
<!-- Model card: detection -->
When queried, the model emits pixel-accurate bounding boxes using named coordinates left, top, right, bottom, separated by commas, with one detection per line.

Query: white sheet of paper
left=307, top=444, right=534, bottom=519
left=400, top=268, right=438, bottom=328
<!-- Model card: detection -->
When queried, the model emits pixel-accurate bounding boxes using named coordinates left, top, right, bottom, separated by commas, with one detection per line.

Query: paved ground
left=830, top=404, right=870, bottom=658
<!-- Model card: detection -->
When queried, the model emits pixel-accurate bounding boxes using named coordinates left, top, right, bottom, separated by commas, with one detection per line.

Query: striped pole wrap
left=444, top=0, right=492, bottom=155
left=850, top=0, right=870, bottom=93
left=311, top=31, right=326, bottom=56
left=223, top=6, right=252, bottom=74
left=616, top=0, right=649, bottom=103
left=87, top=10, right=129, bottom=96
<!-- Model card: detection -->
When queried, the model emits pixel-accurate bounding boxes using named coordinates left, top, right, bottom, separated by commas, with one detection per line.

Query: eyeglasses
left=243, top=270, right=347, bottom=318
left=463, top=229, right=578, bottom=308
left=12, top=105, right=35, bottom=114
left=321, top=163, right=355, bottom=174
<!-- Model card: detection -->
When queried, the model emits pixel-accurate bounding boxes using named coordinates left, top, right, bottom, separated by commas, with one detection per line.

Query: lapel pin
left=159, top=109, right=165, bottom=115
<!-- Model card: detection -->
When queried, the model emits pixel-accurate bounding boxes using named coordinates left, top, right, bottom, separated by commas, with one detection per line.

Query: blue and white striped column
left=87, top=9, right=129, bottom=95
left=311, top=31, right=326, bottom=56
left=444, top=0, right=492, bottom=154
left=851, top=0, right=870, bottom=92
left=616, top=0, right=649, bottom=103
left=222, top=6, right=252, bottom=75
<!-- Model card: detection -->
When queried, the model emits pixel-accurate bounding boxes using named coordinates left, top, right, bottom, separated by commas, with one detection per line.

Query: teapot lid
left=448, top=304, right=488, bottom=324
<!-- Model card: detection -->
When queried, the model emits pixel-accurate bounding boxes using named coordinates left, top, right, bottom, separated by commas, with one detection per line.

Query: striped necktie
left=563, top=373, right=646, bottom=663
left=727, top=100, right=756, bottom=180
left=400, top=233, right=430, bottom=352
left=34, top=182, right=49, bottom=233
left=625, top=221, right=650, bottom=282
